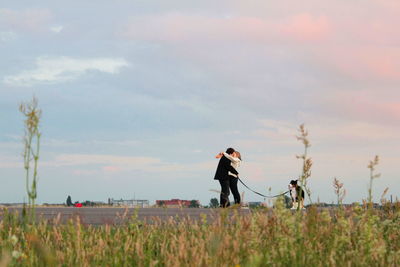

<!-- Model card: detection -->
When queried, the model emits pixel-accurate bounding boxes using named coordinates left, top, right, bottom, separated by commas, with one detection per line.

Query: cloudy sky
left=1, top=1, right=399, bottom=205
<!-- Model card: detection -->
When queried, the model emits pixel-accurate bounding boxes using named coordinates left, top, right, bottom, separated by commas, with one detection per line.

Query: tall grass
left=19, top=96, right=42, bottom=223
left=333, top=177, right=346, bottom=207
left=296, top=124, right=313, bottom=207
left=1, top=202, right=399, bottom=266
left=367, top=155, right=381, bottom=208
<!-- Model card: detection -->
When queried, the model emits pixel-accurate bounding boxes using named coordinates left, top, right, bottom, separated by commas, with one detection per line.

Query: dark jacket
left=214, top=155, right=239, bottom=180
left=296, top=186, right=305, bottom=201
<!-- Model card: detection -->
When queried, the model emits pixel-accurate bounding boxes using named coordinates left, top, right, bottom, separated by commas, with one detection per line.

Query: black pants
left=229, top=176, right=241, bottom=204
left=219, top=179, right=230, bottom=207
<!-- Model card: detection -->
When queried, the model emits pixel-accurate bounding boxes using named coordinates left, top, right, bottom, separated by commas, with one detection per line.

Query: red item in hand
left=74, top=203, right=82, bottom=207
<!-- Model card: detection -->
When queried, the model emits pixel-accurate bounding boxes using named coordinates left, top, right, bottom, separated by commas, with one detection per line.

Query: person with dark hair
left=214, top=148, right=239, bottom=207
left=289, top=180, right=305, bottom=209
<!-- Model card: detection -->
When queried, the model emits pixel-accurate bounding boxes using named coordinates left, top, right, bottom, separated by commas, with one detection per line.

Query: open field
left=1, top=202, right=399, bottom=266
left=0, top=207, right=251, bottom=225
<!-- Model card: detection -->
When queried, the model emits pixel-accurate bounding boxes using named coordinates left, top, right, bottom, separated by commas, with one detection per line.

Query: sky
left=1, top=1, right=399, bottom=205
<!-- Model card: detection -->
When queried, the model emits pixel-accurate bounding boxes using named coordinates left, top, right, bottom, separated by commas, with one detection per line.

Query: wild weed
left=367, top=155, right=380, bottom=209
left=296, top=124, right=313, bottom=208
left=333, top=177, right=346, bottom=207
left=19, top=96, right=42, bottom=223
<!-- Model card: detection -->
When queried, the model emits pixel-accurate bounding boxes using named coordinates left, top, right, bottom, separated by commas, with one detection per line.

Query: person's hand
left=215, top=152, right=223, bottom=159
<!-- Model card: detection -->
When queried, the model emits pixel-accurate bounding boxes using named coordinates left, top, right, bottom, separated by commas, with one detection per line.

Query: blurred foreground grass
left=1, top=200, right=400, bottom=267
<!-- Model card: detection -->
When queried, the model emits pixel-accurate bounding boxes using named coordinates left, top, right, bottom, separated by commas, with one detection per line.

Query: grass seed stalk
left=367, top=155, right=380, bottom=208
left=296, top=124, right=313, bottom=208
left=19, top=96, right=42, bottom=223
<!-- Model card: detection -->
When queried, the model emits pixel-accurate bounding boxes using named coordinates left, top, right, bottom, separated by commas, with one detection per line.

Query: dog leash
left=238, top=177, right=289, bottom=198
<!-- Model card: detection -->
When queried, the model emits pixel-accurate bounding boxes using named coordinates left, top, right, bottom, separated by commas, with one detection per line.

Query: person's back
left=214, top=155, right=237, bottom=180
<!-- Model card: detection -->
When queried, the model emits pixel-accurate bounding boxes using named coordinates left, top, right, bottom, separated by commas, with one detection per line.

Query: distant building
left=156, top=199, right=199, bottom=208
left=80, top=201, right=106, bottom=207
left=0, top=203, right=25, bottom=207
left=108, top=198, right=149, bottom=208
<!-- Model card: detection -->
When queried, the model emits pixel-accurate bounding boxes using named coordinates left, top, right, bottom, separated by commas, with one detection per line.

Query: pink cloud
left=118, top=13, right=331, bottom=44
left=321, top=45, right=400, bottom=82
left=72, top=169, right=99, bottom=176
left=312, top=88, right=400, bottom=126
left=118, top=4, right=400, bottom=85
left=280, top=13, right=331, bottom=42
left=118, top=3, right=400, bottom=119
left=102, top=165, right=121, bottom=172
left=360, top=49, right=400, bottom=80
left=0, top=8, right=53, bottom=32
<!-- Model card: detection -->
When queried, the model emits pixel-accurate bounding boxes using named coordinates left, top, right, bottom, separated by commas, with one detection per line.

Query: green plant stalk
left=368, top=167, right=374, bottom=209
left=24, top=134, right=33, bottom=207
left=302, top=146, right=309, bottom=200
left=297, top=142, right=312, bottom=211
left=368, top=170, right=372, bottom=203
left=30, top=132, right=41, bottom=222
left=367, top=156, right=380, bottom=210
left=297, top=148, right=306, bottom=212
left=24, top=129, right=40, bottom=222
left=337, top=190, right=340, bottom=206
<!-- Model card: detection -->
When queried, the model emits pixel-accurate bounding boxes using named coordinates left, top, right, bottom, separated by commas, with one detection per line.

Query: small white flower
left=10, top=235, right=18, bottom=245
left=12, top=250, right=22, bottom=259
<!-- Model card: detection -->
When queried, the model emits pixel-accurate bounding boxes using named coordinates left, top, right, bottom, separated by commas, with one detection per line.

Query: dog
left=289, top=180, right=305, bottom=210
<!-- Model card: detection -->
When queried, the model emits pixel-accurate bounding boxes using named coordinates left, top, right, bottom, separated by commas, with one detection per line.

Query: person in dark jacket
left=214, top=148, right=239, bottom=207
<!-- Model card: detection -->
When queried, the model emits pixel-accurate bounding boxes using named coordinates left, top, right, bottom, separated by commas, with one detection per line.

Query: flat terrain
left=0, top=207, right=251, bottom=225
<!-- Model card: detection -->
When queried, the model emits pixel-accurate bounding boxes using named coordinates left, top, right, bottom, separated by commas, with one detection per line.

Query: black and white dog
left=289, top=180, right=305, bottom=209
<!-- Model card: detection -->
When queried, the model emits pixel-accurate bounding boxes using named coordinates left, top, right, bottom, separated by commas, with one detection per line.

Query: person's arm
left=223, top=152, right=241, bottom=163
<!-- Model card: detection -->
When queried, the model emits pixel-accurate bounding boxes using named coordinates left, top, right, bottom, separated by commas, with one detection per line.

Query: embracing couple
left=213, top=147, right=242, bottom=208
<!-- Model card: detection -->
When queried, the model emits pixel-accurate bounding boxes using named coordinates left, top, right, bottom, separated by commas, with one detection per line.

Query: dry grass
left=1, top=201, right=399, bottom=267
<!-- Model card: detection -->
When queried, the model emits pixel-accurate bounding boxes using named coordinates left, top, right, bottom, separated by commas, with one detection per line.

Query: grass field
left=1, top=200, right=399, bottom=266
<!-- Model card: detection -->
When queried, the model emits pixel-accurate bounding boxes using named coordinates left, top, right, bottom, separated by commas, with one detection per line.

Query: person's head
left=289, top=180, right=298, bottom=187
left=226, top=147, right=235, bottom=155
left=234, top=151, right=242, bottom=160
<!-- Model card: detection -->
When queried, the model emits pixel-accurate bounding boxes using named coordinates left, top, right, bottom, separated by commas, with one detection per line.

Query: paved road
left=1, top=207, right=251, bottom=225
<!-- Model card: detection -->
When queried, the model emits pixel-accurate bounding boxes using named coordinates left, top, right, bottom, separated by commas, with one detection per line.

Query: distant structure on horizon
left=156, top=199, right=199, bottom=208
left=0, top=203, right=25, bottom=207
left=108, top=198, right=149, bottom=208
